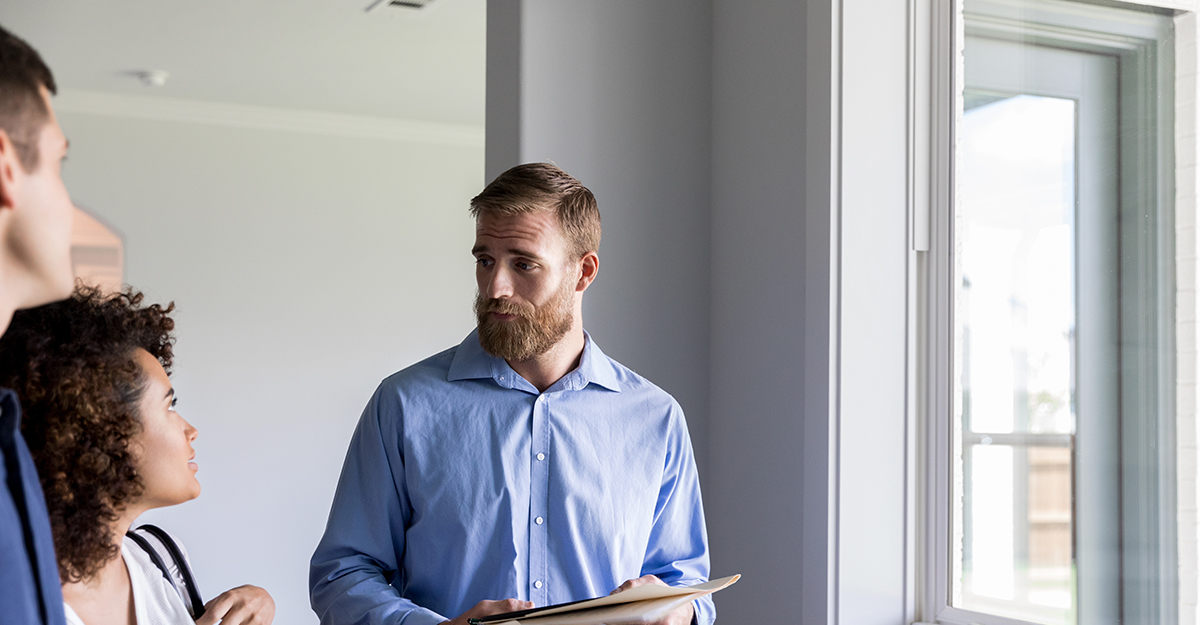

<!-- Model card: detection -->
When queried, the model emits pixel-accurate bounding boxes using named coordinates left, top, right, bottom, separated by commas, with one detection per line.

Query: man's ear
left=0, top=129, right=20, bottom=212
left=576, top=252, right=599, bottom=292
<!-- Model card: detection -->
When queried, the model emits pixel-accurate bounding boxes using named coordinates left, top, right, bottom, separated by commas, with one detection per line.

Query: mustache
left=476, top=297, right=534, bottom=318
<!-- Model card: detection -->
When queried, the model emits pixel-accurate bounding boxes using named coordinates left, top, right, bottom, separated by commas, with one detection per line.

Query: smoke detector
left=365, top=0, right=435, bottom=11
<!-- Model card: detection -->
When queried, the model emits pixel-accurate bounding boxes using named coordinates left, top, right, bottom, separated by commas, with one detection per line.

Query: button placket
left=529, top=394, right=550, bottom=603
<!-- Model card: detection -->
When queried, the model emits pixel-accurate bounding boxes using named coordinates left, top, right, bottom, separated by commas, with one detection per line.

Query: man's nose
left=486, top=266, right=514, bottom=299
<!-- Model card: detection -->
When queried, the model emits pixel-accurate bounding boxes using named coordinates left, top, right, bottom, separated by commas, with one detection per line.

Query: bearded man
left=310, top=164, right=713, bottom=625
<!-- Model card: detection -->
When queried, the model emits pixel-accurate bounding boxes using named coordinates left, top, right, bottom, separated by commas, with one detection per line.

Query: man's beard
left=474, top=278, right=575, bottom=362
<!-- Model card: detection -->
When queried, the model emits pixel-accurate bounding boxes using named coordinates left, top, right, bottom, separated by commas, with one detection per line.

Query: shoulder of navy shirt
left=0, top=387, right=67, bottom=625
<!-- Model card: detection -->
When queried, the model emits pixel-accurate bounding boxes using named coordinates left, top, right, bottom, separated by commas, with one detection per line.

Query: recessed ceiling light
left=130, top=70, right=169, bottom=87
left=365, top=0, right=436, bottom=11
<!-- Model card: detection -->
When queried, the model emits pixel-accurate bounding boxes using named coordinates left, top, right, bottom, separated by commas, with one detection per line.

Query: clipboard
left=467, top=574, right=740, bottom=625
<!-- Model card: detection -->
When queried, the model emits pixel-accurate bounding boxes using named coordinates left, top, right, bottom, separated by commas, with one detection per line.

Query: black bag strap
left=124, top=531, right=173, bottom=587
left=126, top=524, right=206, bottom=618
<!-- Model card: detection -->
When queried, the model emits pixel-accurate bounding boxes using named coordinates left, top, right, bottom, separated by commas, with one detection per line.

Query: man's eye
left=476, top=258, right=493, bottom=267
left=170, top=398, right=178, bottom=409
left=516, top=262, right=533, bottom=271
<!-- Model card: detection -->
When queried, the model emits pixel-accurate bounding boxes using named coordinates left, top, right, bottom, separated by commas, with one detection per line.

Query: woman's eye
left=170, top=398, right=178, bottom=409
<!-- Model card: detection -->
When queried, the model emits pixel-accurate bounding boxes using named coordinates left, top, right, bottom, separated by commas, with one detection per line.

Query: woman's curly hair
left=0, top=285, right=175, bottom=583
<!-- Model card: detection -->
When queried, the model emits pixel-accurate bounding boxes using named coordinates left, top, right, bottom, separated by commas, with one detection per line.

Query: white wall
left=56, top=102, right=484, bottom=625
left=837, top=0, right=910, bottom=621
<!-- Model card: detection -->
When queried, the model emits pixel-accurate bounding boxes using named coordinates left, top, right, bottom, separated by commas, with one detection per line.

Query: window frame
left=915, top=1, right=1181, bottom=624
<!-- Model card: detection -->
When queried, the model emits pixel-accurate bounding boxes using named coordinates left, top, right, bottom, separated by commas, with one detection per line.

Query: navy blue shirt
left=0, top=388, right=66, bottom=625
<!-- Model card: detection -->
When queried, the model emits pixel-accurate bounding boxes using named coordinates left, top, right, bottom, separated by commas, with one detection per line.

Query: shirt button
left=535, top=516, right=544, bottom=525
left=536, top=453, right=545, bottom=461
left=534, top=580, right=543, bottom=589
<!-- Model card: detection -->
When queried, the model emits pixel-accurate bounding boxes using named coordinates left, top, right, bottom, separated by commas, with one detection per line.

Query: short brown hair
left=470, top=163, right=601, bottom=259
left=0, top=286, right=175, bottom=582
left=0, top=25, right=56, bottom=172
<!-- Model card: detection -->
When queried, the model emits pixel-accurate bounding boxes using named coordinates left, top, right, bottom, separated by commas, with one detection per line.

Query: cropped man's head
left=0, top=25, right=56, bottom=172
left=0, top=24, right=74, bottom=319
left=469, top=163, right=601, bottom=260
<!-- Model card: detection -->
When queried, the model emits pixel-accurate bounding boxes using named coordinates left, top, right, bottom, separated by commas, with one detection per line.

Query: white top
left=63, top=534, right=195, bottom=625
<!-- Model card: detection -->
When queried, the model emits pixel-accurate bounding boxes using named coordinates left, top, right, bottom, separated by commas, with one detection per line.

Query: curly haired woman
left=0, top=286, right=274, bottom=625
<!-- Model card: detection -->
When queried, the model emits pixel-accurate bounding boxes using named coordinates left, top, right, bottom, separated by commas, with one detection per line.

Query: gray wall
left=490, top=1, right=913, bottom=623
left=57, top=109, right=484, bottom=625
left=709, top=2, right=833, bottom=622
left=487, top=0, right=714, bottom=479
left=486, top=1, right=831, bottom=621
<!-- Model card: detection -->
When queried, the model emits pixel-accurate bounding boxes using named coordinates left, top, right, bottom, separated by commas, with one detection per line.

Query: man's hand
left=195, top=585, right=275, bottom=625
left=440, top=598, right=535, bottom=625
left=610, top=575, right=695, bottom=625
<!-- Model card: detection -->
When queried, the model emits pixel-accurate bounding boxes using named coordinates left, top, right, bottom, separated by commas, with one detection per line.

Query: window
left=925, top=1, right=1179, bottom=623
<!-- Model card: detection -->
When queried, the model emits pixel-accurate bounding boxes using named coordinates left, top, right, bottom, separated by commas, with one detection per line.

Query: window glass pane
left=958, top=92, right=1077, bottom=625
left=952, top=2, right=1175, bottom=624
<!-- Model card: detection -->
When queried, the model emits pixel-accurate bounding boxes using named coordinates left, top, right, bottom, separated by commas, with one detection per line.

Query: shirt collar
left=447, top=329, right=622, bottom=393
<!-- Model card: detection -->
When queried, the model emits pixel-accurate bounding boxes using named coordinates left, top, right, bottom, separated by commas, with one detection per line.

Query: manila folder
left=475, top=574, right=740, bottom=625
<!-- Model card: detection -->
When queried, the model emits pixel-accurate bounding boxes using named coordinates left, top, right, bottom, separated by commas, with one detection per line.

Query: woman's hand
left=195, top=585, right=275, bottom=625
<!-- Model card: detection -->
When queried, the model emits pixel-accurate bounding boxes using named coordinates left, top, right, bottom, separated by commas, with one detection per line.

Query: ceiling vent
left=365, top=0, right=435, bottom=11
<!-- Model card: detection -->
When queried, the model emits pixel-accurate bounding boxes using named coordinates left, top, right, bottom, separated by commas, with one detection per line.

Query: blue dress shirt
left=310, top=330, right=713, bottom=625
left=0, top=388, right=67, bottom=625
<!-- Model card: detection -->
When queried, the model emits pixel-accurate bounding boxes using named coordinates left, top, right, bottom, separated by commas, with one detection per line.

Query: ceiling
left=0, top=0, right=485, bottom=126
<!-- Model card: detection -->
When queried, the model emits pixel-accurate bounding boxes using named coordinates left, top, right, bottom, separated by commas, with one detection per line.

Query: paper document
left=469, top=574, right=740, bottom=625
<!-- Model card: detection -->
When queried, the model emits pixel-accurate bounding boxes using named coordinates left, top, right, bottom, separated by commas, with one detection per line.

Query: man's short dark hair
left=0, top=25, right=56, bottom=172
left=470, top=163, right=601, bottom=259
